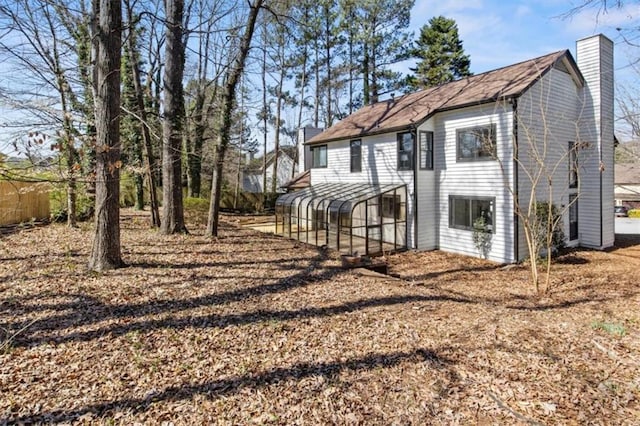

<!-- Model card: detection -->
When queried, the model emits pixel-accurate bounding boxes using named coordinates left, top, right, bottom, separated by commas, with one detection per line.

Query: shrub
left=120, top=171, right=138, bottom=208
left=628, top=209, right=640, bottom=218
left=184, top=197, right=210, bottom=213
left=472, top=216, right=492, bottom=259
left=49, top=181, right=94, bottom=222
left=534, top=201, right=566, bottom=256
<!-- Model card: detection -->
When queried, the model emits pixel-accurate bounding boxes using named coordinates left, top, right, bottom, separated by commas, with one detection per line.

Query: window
left=419, top=131, right=434, bottom=170
left=456, top=124, right=496, bottom=161
left=311, top=145, right=327, bottom=168
left=350, top=139, right=362, bottom=172
left=569, top=141, right=578, bottom=188
left=569, top=194, right=578, bottom=240
left=449, top=196, right=494, bottom=232
left=397, top=132, right=414, bottom=171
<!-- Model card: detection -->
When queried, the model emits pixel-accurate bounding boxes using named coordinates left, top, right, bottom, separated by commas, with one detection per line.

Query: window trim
left=448, top=195, right=495, bottom=233
left=350, top=139, right=362, bottom=173
left=397, top=131, right=414, bottom=171
left=419, top=130, right=434, bottom=170
left=310, top=144, right=327, bottom=168
left=456, top=124, right=497, bottom=162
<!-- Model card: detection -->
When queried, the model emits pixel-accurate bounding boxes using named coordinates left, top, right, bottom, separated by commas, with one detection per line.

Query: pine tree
left=350, top=0, right=414, bottom=105
left=410, top=16, right=471, bottom=89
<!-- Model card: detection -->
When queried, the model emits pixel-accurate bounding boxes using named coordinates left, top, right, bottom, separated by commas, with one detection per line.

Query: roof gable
left=244, top=146, right=296, bottom=174
left=307, top=50, right=582, bottom=144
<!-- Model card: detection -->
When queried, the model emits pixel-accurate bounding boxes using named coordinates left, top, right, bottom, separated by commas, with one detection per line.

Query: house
left=242, top=146, right=297, bottom=193
left=615, top=163, right=640, bottom=209
left=275, top=35, right=614, bottom=263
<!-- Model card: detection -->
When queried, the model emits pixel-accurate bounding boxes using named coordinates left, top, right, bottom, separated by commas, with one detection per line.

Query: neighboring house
left=242, top=146, right=296, bottom=193
left=275, top=35, right=615, bottom=263
left=615, top=163, right=640, bottom=209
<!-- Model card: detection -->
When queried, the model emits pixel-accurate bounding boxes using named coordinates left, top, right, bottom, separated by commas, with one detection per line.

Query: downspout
left=412, top=126, right=418, bottom=250
left=511, top=98, right=519, bottom=262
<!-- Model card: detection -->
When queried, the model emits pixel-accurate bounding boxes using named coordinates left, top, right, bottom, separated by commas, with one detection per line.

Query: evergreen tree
left=410, top=16, right=471, bottom=89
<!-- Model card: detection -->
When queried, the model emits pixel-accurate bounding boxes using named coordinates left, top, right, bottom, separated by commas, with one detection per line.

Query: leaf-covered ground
left=1, top=210, right=638, bottom=424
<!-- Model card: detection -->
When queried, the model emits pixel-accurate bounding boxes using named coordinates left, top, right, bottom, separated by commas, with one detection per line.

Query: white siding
left=577, top=35, right=615, bottom=248
left=243, top=154, right=295, bottom=193
left=415, top=119, right=437, bottom=250
left=516, top=66, right=582, bottom=259
left=310, top=133, right=416, bottom=248
left=435, top=103, right=515, bottom=263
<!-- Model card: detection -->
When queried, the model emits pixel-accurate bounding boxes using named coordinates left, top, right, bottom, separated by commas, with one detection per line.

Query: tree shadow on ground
left=4, top=291, right=473, bottom=348
left=4, top=347, right=451, bottom=424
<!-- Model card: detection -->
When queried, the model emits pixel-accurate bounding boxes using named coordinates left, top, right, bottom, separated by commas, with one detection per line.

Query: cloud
left=560, top=4, right=640, bottom=35
left=515, top=5, right=532, bottom=18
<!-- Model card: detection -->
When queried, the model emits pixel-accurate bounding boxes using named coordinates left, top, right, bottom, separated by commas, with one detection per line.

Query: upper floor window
left=569, top=141, right=578, bottom=188
left=419, top=131, right=434, bottom=170
left=456, top=124, right=496, bottom=161
left=311, top=144, right=327, bottom=168
left=397, top=132, right=414, bottom=171
left=350, top=139, right=362, bottom=172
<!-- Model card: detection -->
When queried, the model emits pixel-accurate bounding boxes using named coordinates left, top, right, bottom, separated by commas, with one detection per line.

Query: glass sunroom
left=275, top=183, right=407, bottom=256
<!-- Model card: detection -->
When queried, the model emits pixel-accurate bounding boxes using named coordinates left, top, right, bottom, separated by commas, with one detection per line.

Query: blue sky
left=407, top=0, right=640, bottom=82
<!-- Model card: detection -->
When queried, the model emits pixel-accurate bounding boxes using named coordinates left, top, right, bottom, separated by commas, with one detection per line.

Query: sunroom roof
left=276, top=182, right=406, bottom=207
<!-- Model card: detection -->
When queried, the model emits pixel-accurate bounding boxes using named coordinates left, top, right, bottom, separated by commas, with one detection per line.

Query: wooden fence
left=0, top=181, right=50, bottom=226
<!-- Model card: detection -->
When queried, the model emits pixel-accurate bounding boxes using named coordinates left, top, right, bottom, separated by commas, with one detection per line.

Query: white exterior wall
left=243, top=154, right=295, bottom=193
left=516, top=67, right=582, bottom=258
left=310, top=133, right=416, bottom=248
left=435, top=103, right=515, bottom=263
left=577, top=35, right=615, bottom=249
left=415, top=119, right=437, bottom=250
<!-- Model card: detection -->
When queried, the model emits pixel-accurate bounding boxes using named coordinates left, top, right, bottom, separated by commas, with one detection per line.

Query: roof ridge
left=375, top=50, right=569, bottom=106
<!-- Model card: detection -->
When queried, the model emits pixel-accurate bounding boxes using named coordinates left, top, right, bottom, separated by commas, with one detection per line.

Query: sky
left=406, top=0, right=640, bottom=82
left=2, top=1, right=640, bottom=157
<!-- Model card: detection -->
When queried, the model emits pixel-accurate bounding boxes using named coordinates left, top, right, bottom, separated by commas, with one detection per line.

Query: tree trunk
left=313, top=36, right=320, bottom=128
left=88, top=0, right=124, bottom=271
left=324, top=5, right=332, bottom=127
left=271, top=64, right=283, bottom=194
left=124, top=0, right=160, bottom=226
left=260, top=31, right=268, bottom=198
left=161, top=0, right=187, bottom=234
left=207, top=0, right=263, bottom=236
left=363, top=42, right=370, bottom=105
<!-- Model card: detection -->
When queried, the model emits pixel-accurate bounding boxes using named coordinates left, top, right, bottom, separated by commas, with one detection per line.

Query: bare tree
left=0, top=0, right=85, bottom=226
left=207, top=0, right=264, bottom=236
left=88, top=0, right=124, bottom=271
left=492, top=81, right=593, bottom=295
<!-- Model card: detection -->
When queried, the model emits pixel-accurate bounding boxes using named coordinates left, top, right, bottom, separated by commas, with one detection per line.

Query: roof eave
left=304, top=123, right=417, bottom=145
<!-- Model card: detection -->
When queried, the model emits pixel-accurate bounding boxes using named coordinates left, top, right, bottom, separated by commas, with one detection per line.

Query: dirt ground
left=0, top=210, right=638, bottom=424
